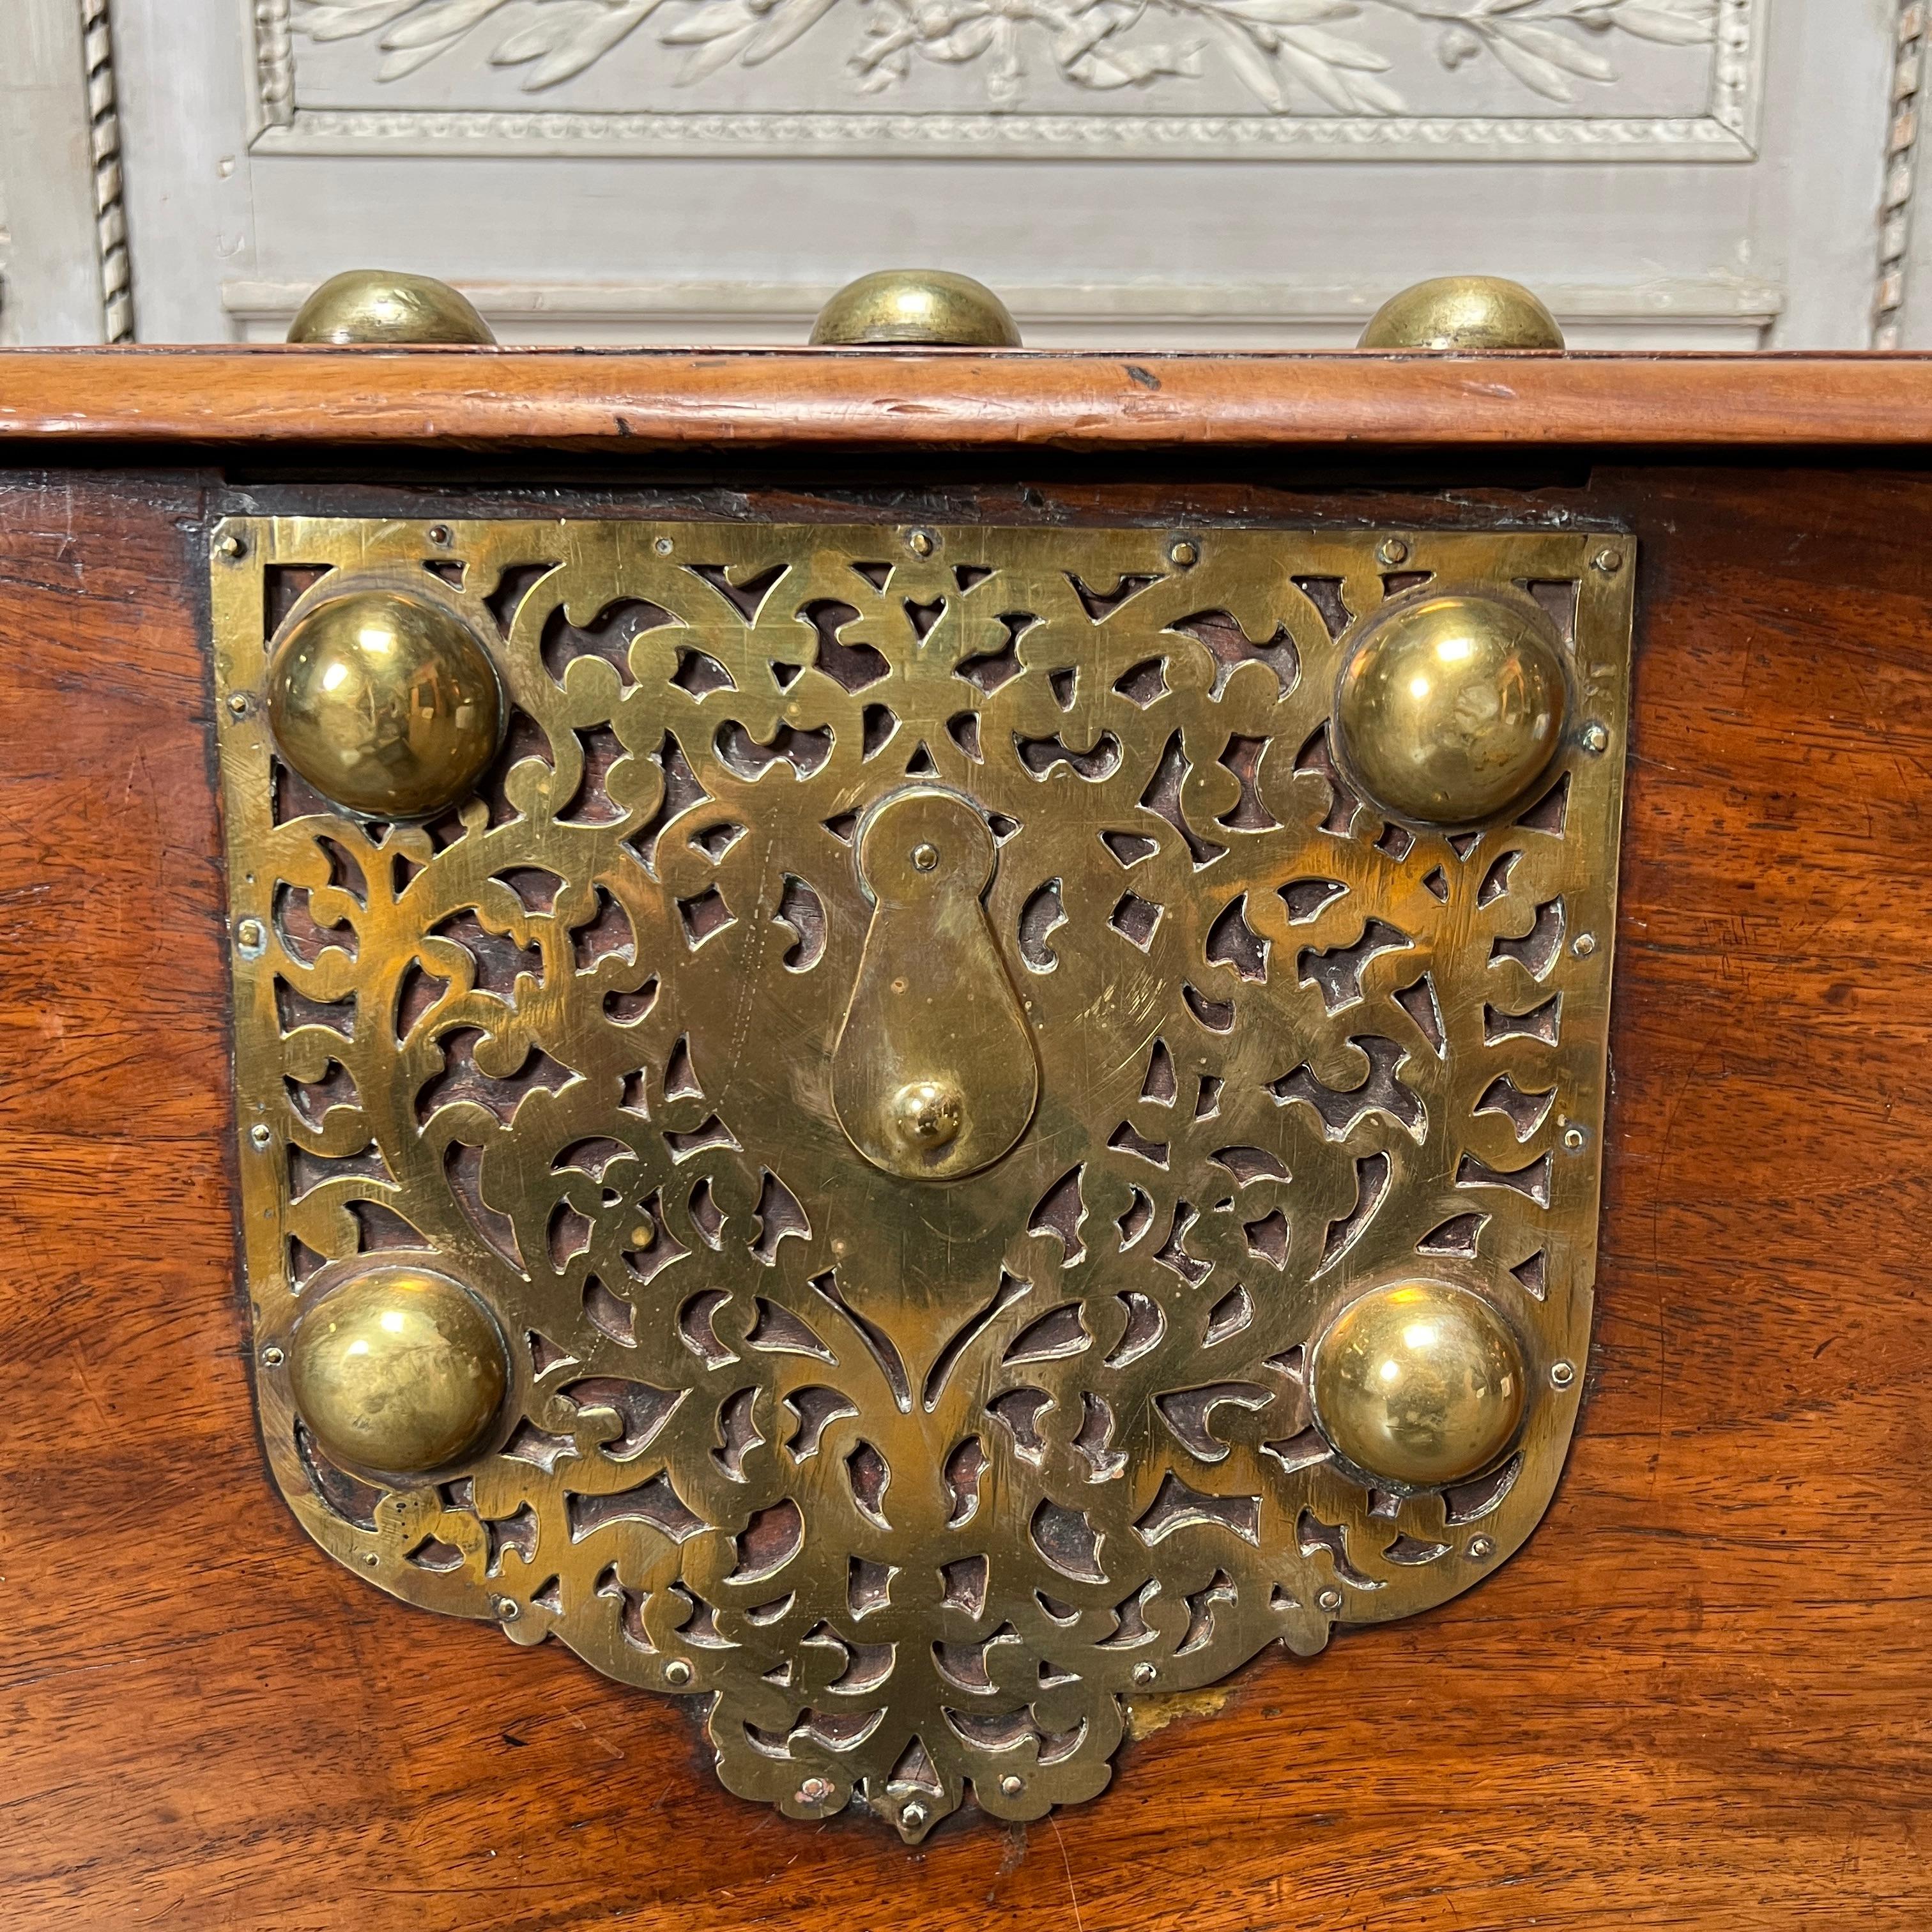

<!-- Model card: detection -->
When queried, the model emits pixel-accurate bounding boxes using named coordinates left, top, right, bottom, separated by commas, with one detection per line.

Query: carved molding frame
left=1874, top=2, right=1928, bottom=348
left=247, top=0, right=1765, bottom=163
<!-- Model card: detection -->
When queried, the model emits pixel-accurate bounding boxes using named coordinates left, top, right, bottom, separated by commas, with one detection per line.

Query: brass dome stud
left=810, top=270, right=1022, bottom=348
left=891, top=1078, right=963, bottom=1151
left=287, top=270, right=496, bottom=345
left=1333, top=588, right=1567, bottom=827
left=1358, top=276, right=1565, bottom=351
left=1308, top=1281, right=1528, bottom=1491
left=286, top=1265, right=510, bottom=1482
left=266, top=588, right=503, bottom=820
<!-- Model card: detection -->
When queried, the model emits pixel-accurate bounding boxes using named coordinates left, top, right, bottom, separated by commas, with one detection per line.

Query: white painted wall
left=1, top=0, right=1917, bottom=349
left=0, top=0, right=111, bottom=344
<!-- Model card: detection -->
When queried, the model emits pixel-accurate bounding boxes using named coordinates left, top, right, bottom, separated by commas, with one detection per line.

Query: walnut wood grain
left=1, top=459, right=1928, bottom=1929
left=6, top=349, right=1932, bottom=450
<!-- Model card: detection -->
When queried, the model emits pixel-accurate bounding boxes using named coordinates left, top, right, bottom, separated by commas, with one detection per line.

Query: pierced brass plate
left=213, top=517, right=1632, bottom=1839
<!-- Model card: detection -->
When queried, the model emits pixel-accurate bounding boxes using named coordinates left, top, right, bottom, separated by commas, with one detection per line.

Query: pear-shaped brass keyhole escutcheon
left=831, top=788, right=1039, bottom=1181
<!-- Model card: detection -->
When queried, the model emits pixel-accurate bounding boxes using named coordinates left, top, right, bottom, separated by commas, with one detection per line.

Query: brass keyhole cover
left=213, top=518, right=1632, bottom=1841
left=831, top=786, right=1039, bottom=1182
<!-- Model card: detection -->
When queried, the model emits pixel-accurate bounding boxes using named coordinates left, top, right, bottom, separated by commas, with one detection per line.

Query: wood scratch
left=1048, top=1815, right=1084, bottom=1932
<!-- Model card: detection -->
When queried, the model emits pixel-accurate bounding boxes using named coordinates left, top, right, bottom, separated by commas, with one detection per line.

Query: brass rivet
left=901, top=1802, right=929, bottom=1834
left=218, top=533, right=247, bottom=560
left=911, top=842, right=939, bottom=871
left=235, top=917, right=265, bottom=953
left=1376, top=537, right=1410, bottom=567
left=1582, top=723, right=1611, bottom=755
left=665, top=1659, right=693, bottom=1687
left=1572, top=932, right=1597, bottom=958
left=908, top=530, right=937, bottom=557
left=1467, top=1536, right=1496, bottom=1561
left=999, top=1774, right=1025, bottom=1797
left=1131, top=1661, right=1156, bottom=1687
left=249, top=1124, right=272, bottom=1149
left=427, top=525, right=452, bottom=547
left=811, top=270, right=1021, bottom=348
left=892, top=1079, right=963, bottom=1151
left=287, top=270, right=496, bottom=346
left=362, top=1551, right=381, bottom=1568
left=798, top=1776, right=831, bottom=1804
left=1358, top=276, right=1565, bottom=351
left=288, top=1264, right=509, bottom=1481
left=1334, top=591, right=1568, bottom=827
left=494, top=1596, right=520, bottom=1621
left=1317, top=1586, right=1344, bottom=1613
left=1563, top=1125, right=1587, bottom=1151
left=1592, top=546, right=1625, bottom=574
left=259, top=1344, right=285, bottom=1368
left=1310, top=1280, right=1528, bottom=1489
left=266, top=589, right=502, bottom=820
left=1551, top=1359, right=1576, bottom=1389
left=1169, top=539, right=1199, bottom=568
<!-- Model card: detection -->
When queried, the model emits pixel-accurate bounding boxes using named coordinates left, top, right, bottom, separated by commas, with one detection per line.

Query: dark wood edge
left=6, top=347, right=1932, bottom=450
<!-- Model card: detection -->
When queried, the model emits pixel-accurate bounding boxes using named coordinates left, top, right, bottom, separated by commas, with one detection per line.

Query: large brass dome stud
left=1309, top=1282, right=1528, bottom=1491
left=1333, top=588, right=1568, bottom=827
left=287, top=1265, right=510, bottom=1482
left=288, top=270, right=496, bottom=345
left=266, top=589, right=502, bottom=819
left=810, top=270, right=1022, bottom=348
left=1358, top=276, right=1565, bottom=351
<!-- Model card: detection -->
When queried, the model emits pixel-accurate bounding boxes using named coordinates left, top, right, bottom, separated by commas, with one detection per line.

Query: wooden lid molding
left=3, top=348, right=1932, bottom=451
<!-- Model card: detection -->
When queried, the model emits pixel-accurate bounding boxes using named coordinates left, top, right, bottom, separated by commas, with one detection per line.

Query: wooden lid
left=2, top=348, right=1929, bottom=451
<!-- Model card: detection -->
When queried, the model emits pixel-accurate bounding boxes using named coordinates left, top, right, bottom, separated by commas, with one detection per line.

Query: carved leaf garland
left=293, top=0, right=1717, bottom=112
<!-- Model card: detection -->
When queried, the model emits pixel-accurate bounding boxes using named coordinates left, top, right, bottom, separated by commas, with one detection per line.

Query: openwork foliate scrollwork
left=213, top=518, right=1632, bottom=1838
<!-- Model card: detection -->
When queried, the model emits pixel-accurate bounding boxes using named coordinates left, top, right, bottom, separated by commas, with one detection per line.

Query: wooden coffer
left=3, top=349, right=1928, bottom=1931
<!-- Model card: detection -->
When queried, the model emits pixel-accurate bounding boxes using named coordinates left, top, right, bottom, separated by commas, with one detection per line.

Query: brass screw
left=664, top=1659, right=693, bottom=1687
left=218, top=533, right=247, bottom=560
left=249, top=1124, right=272, bottom=1150
left=1581, top=723, right=1610, bottom=755
left=236, top=917, right=265, bottom=952
left=1377, top=537, right=1410, bottom=567
left=901, top=1802, right=928, bottom=1834
left=1563, top=1125, right=1587, bottom=1152
left=1169, top=539, right=1199, bottom=568
left=797, top=1776, right=831, bottom=1805
left=1131, top=1661, right=1156, bottom=1687
left=1592, top=546, right=1625, bottom=574
left=654, top=536, right=673, bottom=555
left=999, top=1774, right=1024, bottom=1798
left=227, top=692, right=250, bottom=716
left=260, top=1344, right=285, bottom=1368
left=1551, top=1359, right=1577, bottom=1389
left=1317, top=1587, right=1344, bottom=1613
left=1572, top=932, right=1597, bottom=958
left=494, top=1597, right=520, bottom=1621
left=907, top=530, right=936, bottom=557
left=911, top=843, right=939, bottom=871
left=363, top=1551, right=380, bottom=1568
left=1468, top=1536, right=1496, bottom=1561
left=427, top=525, right=452, bottom=546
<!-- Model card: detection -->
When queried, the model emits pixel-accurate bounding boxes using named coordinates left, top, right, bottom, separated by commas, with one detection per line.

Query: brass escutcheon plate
left=212, top=517, right=1634, bottom=1839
